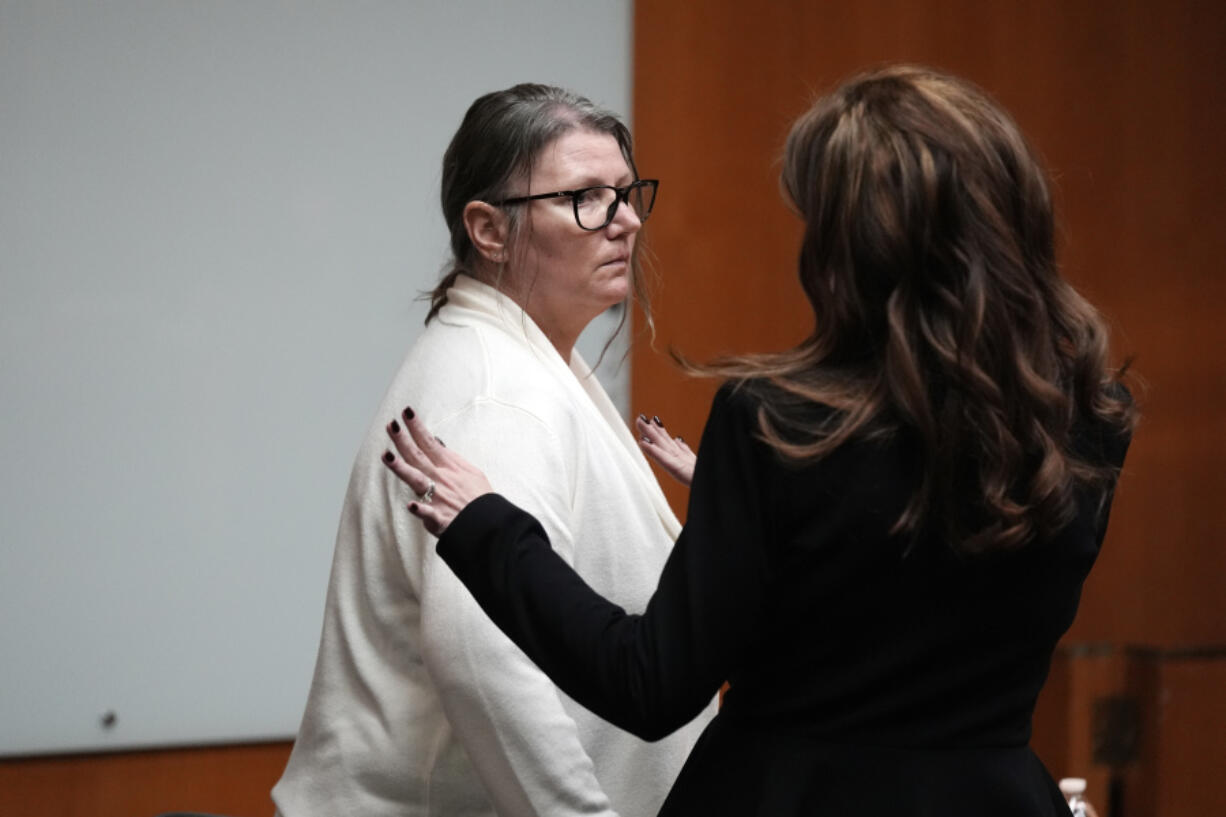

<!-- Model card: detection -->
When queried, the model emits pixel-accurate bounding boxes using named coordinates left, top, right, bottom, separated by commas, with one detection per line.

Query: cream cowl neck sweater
left=273, top=275, right=715, bottom=817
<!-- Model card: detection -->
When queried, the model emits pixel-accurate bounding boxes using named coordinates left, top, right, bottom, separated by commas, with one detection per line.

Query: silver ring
left=421, top=481, right=436, bottom=504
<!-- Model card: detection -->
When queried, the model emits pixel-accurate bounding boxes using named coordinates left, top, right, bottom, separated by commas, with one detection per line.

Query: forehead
left=531, top=129, right=631, bottom=190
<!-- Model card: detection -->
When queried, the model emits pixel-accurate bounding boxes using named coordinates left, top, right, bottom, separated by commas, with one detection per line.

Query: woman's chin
left=588, top=273, right=629, bottom=305
left=603, top=283, right=630, bottom=309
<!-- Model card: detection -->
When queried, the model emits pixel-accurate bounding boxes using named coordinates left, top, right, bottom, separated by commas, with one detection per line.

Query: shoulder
left=708, top=377, right=841, bottom=446
left=710, top=377, right=799, bottom=420
left=397, top=320, right=577, bottom=424
left=700, top=380, right=788, bottom=464
left=710, top=379, right=757, bottom=419
left=700, top=380, right=767, bottom=445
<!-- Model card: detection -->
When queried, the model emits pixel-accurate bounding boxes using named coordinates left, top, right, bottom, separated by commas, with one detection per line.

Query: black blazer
left=439, top=381, right=1131, bottom=816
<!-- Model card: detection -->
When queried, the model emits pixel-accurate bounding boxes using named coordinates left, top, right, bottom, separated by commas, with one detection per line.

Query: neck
left=519, top=295, right=579, bottom=362
left=472, top=266, right=579, bottom=362
left=537, top=324, right=577, bottom=362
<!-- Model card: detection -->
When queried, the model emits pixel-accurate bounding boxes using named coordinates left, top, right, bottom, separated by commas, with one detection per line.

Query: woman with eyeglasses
left=273, top=84, right=714, bottom=817
left=381, top=66, right=1137, bottom=816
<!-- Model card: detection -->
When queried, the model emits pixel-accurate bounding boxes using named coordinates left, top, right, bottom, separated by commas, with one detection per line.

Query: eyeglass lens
left=575, top=183, right=654, bottom=230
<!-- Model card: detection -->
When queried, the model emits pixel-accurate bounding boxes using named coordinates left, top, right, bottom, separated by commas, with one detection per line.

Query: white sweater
left=273, top=275, right=714, bottom=817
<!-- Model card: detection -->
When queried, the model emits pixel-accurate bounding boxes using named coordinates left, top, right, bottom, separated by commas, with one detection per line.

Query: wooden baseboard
left=0, top=740, right=293, bottom=817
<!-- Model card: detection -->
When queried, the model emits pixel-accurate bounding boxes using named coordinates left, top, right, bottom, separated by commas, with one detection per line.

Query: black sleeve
left=436, top=383, right=773, bottom=741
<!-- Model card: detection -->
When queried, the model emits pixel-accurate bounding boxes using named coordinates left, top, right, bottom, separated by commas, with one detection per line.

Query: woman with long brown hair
left=381, top=65, right=1136, bottom=815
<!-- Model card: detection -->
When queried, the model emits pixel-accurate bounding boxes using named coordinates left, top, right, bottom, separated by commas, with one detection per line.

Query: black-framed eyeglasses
left=495, top=179, right=658, bottom=231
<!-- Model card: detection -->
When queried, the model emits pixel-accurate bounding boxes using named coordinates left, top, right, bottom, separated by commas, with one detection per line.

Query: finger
left=636, top=415, right=673, bottom=445
left=400, top=406, right=446, bottom=465
left=387, top=417, right=433, bottom=473
left=638, top=413, right=673, bottom=436
left=409, top=501, right=446, bottom=536
left=639, top=421, right=684, bottom=459
left=382, top=450, right=432, bottom=496
left=637, top=418, right=667, bottom=448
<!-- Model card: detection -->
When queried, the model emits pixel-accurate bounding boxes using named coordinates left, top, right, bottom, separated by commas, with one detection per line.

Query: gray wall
left=0, top=0, right=633, bottom=756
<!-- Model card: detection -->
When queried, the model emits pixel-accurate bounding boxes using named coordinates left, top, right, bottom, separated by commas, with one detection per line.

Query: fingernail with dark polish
left=638, top=414, right=647, bottom=422
left=408, top=502, right=418, bottom=515
left=652, top=416, right=662, bottom=426
left=390, top=419, right=400, bottom=433
left=383, top=451, right=394, bottom=464
left=676, top=436, right=684, bottom=443
left=403, top=406, right=415, bottom=421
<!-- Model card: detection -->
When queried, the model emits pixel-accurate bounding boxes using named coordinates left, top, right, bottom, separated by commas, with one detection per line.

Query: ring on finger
left=420, top=480, right=436, bottom=504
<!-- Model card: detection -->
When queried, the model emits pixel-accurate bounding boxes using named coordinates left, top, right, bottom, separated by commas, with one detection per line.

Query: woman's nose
left=606, top=196, right=642, bottom=235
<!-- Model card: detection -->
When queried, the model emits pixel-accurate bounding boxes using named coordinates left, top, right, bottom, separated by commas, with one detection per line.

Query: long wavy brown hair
left=700, top=65, right=1136, bottom=554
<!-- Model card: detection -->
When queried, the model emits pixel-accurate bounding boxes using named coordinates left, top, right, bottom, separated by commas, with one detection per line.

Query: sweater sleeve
left=415, top=399, right=619, bottom=817
left=437, top=383, right=772, bottom=741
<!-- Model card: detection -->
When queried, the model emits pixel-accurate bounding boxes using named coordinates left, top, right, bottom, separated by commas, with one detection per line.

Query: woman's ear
left=463, top=201, right=510, bottom=264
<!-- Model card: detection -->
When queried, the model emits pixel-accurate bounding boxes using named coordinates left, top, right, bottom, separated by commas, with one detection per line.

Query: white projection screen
left=0, top=0, right=634, bottom=755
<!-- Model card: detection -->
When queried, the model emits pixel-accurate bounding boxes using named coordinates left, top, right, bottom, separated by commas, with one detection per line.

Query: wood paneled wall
left=630, top=0, right=1226, bottom=649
